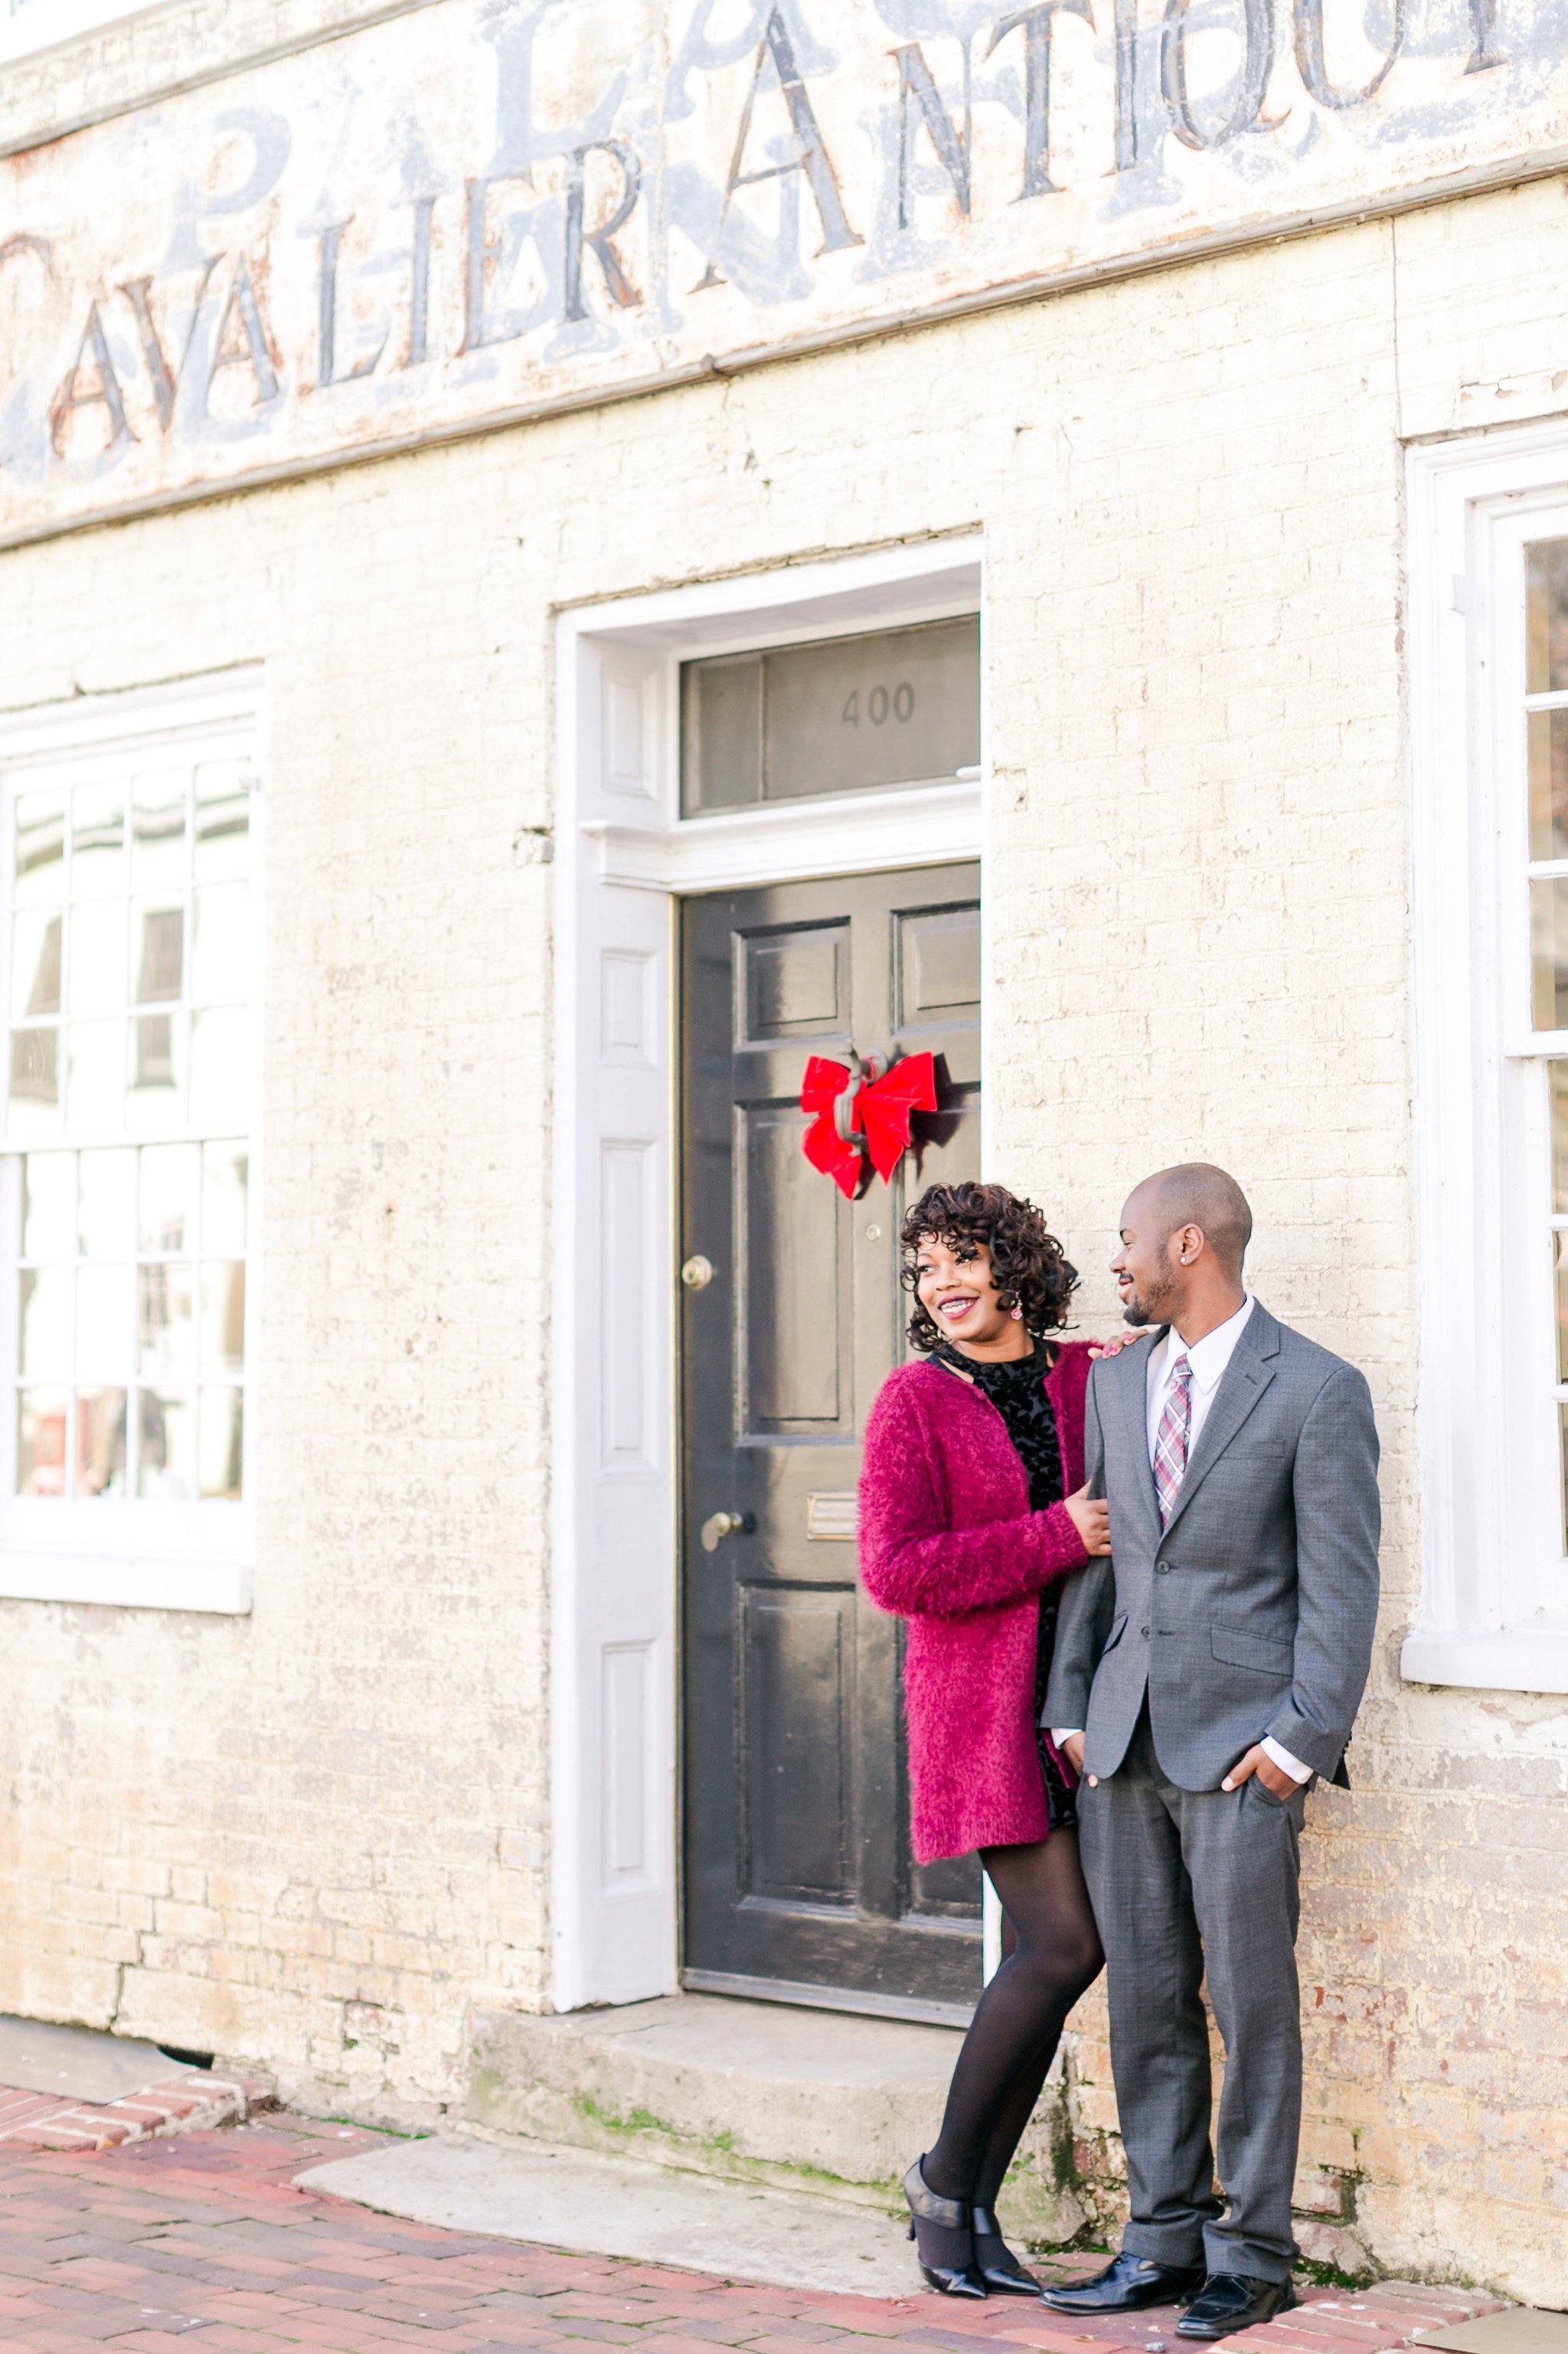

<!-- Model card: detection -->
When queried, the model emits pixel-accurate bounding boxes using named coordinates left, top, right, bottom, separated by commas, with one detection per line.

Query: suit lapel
left=1158, top=1301, right=1280, bottom=1540
left=1107, top=1335, right=1164, bottom=1544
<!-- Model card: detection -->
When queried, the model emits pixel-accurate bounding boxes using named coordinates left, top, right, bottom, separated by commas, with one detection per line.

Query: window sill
left=1400, top=1627, right=1568, bottom=1692
left=0, top=1551, right=253, bottom=1613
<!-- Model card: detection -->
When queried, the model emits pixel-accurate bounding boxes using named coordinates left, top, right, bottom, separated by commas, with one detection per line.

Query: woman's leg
left=922, top=1829, right=1103, bottom=2209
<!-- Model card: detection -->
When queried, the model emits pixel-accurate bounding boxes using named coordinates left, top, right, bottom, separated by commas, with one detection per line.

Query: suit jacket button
left=1155, top=1562, right=1170, bottom=1574
left=1141, top=1626, right=1150, bottom=1638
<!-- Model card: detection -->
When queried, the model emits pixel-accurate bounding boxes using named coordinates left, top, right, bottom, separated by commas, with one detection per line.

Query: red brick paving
left=0, top=2109, right=1508, bottom=2353
left=0, top=2070, right=275, bottom=2153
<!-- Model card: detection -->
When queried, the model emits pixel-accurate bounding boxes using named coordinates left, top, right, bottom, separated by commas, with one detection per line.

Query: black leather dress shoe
left=1043, top=2252, right=1207, bottom=2313
left=1176, top=2274, right=1298, bottom=2338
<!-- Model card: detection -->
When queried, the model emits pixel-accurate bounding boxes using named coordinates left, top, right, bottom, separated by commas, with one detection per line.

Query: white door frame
left=549, top=535, right=990, bottom=2011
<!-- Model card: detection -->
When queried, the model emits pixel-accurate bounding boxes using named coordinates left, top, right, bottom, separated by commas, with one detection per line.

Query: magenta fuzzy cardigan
left=858, top=1342, right=1096, bottom=1863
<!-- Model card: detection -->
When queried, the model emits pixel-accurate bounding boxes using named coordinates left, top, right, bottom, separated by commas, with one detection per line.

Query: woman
left=859, top=1180, right=1114, bottom=2300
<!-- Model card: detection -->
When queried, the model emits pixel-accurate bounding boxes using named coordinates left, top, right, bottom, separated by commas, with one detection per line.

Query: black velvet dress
left=944, top=1345, right=1077, bottom=1833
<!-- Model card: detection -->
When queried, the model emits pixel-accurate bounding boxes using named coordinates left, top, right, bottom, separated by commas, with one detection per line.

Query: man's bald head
left=1129, top=1164, right=1253, bottom=1279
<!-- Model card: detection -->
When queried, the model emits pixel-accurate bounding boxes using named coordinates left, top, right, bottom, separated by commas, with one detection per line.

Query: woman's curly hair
left=900, top=1181, right=1079, bottom=1353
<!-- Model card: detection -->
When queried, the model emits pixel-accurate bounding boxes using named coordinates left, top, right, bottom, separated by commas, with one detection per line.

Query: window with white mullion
left=4, top=738, right=252, bottom=1512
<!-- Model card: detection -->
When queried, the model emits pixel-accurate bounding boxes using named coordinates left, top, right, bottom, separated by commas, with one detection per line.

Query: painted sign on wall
left=0, top=0, right=1560, bottom=542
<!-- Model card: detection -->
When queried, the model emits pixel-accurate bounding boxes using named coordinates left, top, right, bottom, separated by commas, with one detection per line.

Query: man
left=1044, top=1165, right=1379, bottom=2341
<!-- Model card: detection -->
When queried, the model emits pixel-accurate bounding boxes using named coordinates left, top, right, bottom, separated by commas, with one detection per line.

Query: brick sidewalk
left=0, top=2110, right=1508, bottom=2354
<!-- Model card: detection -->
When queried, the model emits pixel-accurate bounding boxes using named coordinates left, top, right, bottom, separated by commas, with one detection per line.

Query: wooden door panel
left=740, top=1584, right=854, bottom=1907
left=681, top=863, right=984, bottom=2012
left=738, top=1100, right=849, bottom=1434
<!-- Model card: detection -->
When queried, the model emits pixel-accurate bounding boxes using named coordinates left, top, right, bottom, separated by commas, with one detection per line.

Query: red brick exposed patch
left=0, top=2065, right=274, bottom=2151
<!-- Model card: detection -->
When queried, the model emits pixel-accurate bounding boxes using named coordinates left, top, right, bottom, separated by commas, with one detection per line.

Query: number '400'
left=841, top=682, right=915, bottom=727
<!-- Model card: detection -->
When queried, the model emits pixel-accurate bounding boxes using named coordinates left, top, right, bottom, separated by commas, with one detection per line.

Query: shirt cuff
left=1261, top=1735, right=1312, bottom=1783
left=1050, top=1728, right=1083, bottom=1746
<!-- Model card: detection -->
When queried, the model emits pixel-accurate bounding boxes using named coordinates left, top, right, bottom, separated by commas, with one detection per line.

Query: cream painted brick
left=0, top=176, right=1560, bottom=2299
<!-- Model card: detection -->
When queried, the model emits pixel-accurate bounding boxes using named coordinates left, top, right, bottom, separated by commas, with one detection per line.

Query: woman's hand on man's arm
left=1063, top=1486, right=1110, bottom=1555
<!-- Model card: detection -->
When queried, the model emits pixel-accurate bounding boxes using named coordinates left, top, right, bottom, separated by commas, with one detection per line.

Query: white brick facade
left=1, top=117, right=1566, bottom=2305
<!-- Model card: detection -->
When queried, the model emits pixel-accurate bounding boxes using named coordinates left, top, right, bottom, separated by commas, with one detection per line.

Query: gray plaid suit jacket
left=1047, top=1301, right=1380, bottom=1788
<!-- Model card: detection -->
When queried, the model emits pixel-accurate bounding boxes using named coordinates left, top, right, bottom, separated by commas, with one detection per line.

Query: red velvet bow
left=800, top=1051, right=938, bottom=1198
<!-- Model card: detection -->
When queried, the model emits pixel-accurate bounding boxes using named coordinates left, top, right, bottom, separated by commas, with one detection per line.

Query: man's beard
left=1122, top=1249, right=1176, bottom=1328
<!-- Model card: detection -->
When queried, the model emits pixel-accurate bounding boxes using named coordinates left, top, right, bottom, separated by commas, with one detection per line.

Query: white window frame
left=0, top=668, right=263, bottom=1615
left=550, top=537, right=988, bottom=2014
left=1406, top=425, right=1568, bottom=1692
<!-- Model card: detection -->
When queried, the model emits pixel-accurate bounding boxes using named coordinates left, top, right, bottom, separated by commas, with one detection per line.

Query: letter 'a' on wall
left=680, top=616, right=980, bottom=815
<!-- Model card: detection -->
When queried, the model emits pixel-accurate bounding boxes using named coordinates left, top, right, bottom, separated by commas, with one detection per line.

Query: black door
left=680, top=862, right=984, bottom=2014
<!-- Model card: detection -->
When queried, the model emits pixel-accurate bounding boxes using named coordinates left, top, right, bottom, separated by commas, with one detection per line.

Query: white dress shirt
left=1053, top=1295, right=1312, bottom=1785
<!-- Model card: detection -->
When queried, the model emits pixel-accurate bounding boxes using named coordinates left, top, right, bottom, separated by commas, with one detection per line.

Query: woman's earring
left=1011, top=1303, right=1023, bottom=1321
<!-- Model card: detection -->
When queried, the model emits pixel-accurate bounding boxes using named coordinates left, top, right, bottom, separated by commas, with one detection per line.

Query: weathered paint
left=0, top=0, right=1566, bottom=542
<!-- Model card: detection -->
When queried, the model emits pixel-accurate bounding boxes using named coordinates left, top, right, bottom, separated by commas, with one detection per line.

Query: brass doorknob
left=681, top=1254, right=715, bottom=1290
left=701, top=1510, right=756, bottom=1553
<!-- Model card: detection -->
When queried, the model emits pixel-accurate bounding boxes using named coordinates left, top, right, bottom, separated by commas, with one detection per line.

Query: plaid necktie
left=1153, top=1352, right=1194, bottom=1527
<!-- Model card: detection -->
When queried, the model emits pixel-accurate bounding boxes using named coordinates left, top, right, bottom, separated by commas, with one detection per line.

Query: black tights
left=923, top=1829, right=1103, bottom=2220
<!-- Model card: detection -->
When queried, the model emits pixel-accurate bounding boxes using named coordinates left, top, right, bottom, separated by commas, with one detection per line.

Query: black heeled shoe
left=970, top=2205, right=1043, bottom=2296
left=902, top=2156, right=988, bottom=2298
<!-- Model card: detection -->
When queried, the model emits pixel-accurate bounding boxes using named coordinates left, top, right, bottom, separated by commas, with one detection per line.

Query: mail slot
left=806, top=1491, right=858, bottom=1541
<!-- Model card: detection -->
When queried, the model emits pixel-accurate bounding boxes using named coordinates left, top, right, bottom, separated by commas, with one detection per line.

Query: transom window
left=680, top=616, right=979, bottom=816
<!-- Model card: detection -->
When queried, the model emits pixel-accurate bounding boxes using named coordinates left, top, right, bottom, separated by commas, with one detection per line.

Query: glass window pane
left=67, top=902, right=126, bottom=1018
left=201, top=1141, right=247, bottom=1257
left=127, top=1012, right=185, bottom=1126
left=19, top=1266, right=71, bottom=1380
left=1530, top=877, right=1568, bottom=1030
left=200, top=1261, right=245, bottom=1375
left=681, top=656, right=763, bottom=815
left=189, top=1009, right=250, bottom=1130
left=77, top=1147, right=136, bottom=1259
left=194, top=761, right=251, bottom=882
left=12, top=911, right=60, bottom=1018
left=132, top=771, right=187, bottom=888
left=198, top=1386, right=243, bottom=1500
left=139, top=1145, right=198, bottom=1254
left=67, top=1019, right=124, bottom=1132
left=763, top=617, right=981, bottom=803
left=1527, top=538, right=1568, bottom=695
left=23, top=1152, right=75, bottom=1260
left=71, top=783, right=125, bottom=897
left=132, top=900, right=184, bottom=1004
left=9, top=1027, right=59, bottom=1123
left=136, top=1387, right=194, bottom=1499
left=76, top=1388, right=127, bottom=1496
left=13, top=790, right=64, bottom=907
left=77, top=1263, right=133, bottom=1381
left=138, top=1260, right=195, bottom=1378
left=17, top=1388, right=67, bottom=1496
left=191, top=884, right=249, bottom=1004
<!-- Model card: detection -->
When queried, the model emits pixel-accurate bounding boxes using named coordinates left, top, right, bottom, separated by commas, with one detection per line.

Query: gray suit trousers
left=1078, top=1706, right=1305, bottom=2283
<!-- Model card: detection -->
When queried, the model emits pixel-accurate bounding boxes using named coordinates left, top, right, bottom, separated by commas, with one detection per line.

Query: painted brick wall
left=0, top=182, right=1563, bottom=2295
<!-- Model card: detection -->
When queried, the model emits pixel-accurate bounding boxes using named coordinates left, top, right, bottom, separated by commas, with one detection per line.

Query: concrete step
left=299, top=2132, right=927, bottom=2297
left=464, top=1992, right=1085, bottom=2245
